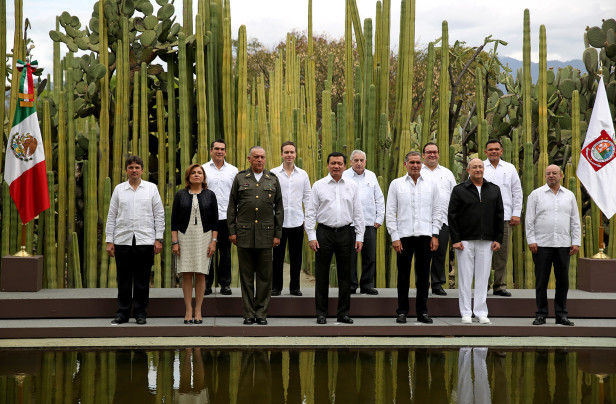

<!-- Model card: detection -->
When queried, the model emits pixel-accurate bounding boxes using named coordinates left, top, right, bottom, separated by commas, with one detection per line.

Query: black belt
left=318, top=223, right=353, bottom=232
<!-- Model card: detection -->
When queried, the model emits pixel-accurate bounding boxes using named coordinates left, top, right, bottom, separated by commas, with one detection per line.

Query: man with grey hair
left=228, top=146, right=284, bottom=325
left=386, top=151, right=441, bottom=324
left=342, top=150, right=385, bottom=295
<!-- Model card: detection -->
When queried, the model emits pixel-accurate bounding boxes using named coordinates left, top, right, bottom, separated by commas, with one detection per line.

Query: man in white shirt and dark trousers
left=448, top=158, right=504, bottom=325
left=202, top=139, right=238, bottom=295
left=106, top=156, right=165, bottom=325
left=343, top=150, right=385, bottom=295
left=271, top=141, right=311, bottom=296
left=386, top=151, right=441, bottom=324
left=526, top=165, right=581, bottom=326
left=420, top=142, right=456, bottom=296
left=483, top=139, right=523, bottom=297
left=305, top=152, right=364, bottom=325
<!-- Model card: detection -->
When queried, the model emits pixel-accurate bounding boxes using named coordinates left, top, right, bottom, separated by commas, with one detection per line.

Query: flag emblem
left=9, top=132, right=38, bottom=161
left=581, top=130, right=616, bottom=172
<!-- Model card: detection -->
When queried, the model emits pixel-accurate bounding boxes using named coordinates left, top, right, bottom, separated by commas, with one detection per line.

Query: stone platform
left=0, top=288, right=614, bottom=339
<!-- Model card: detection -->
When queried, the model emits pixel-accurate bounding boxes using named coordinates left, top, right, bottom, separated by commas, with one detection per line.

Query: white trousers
left=457, top=347, right=491, bottom=404
left=456, top=240, right=493, bottom=317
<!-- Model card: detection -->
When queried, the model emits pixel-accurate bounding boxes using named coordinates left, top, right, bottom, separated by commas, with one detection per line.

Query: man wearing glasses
left=420, top=143, right=456, bottom=296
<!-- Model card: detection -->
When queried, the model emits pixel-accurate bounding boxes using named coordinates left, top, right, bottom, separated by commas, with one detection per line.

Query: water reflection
left=0, top=348, right=614, bottom=403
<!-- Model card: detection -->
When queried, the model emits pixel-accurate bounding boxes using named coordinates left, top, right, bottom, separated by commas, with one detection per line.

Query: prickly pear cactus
left=49, top=0, right=184, bottom=117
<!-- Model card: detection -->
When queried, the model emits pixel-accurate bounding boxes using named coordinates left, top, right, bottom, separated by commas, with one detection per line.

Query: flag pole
left=13, top=222, right=30, bottom=257
left=591, top=209, right=610, bottom=259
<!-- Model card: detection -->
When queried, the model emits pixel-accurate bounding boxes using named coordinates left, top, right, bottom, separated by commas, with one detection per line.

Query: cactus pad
left=157, top=3, right=174, bottom=19
left=587, top=26, right=606, bottom=48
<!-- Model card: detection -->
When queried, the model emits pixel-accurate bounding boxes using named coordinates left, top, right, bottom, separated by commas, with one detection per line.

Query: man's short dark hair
left=485, top=139, right=502, bottom=149
left=327, top=152, right=346, bottom=164
left=422, top=142, right=439, bottom=153
left=281, top=141, right=296, bottom=153
left=210, top=139, right=226, bottom=149
left=125, top=155, right=144, bottom=169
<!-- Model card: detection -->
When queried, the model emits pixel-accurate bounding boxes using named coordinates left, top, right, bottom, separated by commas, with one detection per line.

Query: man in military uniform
left=228, top=146, right=284, bottom=325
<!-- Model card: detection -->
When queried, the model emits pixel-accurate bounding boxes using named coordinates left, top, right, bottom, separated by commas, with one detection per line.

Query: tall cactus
left=178, top=32, right=191, bottom=169
left=522, top=9, right=532, bottom=147
left=420, top=42, right=435, bottom=147
left=0, top=0, right=6, bottom=173
left=97, top=0, right=110, bottom=222
left=56, top=91, right=67, bottom=287
left=99, top=178, right=111, bottom=288
left=236, top=25, right=248, bottom=166
left=476, top=66, right=486, bottom=159
left=344, top=0, right=355, bottom=151
left=537, top=25, right=549, bottom=180
left=195, top=14, right=209, bottom=164
left=45, top=171, right=57, bottom=288
left=437, top=20, right=450, bottom=167
left=140, top=62, right=149, bottom=179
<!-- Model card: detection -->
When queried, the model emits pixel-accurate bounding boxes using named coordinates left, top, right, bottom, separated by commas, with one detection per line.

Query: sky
left=5, top=0, right=615, bottom=73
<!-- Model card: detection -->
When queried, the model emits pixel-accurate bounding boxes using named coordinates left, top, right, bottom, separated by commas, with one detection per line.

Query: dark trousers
left=533, top=246, right=570, bottom=318
left=430, top=224, right=449, bottom=290
left=396, top=236, right=431, bottom=316
left=350, top=225, right=377, bottom=291
left=207, top=219, right=231, bottom=289
left=238, top=247, right=273, bottom=319
left=272, top=225, right=304, bottom=292
left=115, top=243, right=154, bottom=320
left=314, top=224, right=354, bottom=318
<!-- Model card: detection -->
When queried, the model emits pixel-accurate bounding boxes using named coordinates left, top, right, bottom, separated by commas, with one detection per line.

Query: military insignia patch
left=10, top=131, right=38, bottom=161
left=582, top=130, right=616, bottom=172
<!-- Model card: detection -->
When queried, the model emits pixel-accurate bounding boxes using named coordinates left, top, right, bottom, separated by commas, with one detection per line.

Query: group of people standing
left=104, top=138, right=580, bottom=327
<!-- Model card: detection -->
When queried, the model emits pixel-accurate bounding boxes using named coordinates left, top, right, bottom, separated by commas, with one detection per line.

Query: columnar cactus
left=438, top=20, right=450, bottom=167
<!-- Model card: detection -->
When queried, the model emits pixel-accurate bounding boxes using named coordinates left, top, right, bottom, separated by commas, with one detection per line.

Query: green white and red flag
left=3, top=60, right=49, bottom=224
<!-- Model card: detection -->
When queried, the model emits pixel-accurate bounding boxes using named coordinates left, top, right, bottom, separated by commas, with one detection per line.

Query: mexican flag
left=3, top=60, right=49, bottom=224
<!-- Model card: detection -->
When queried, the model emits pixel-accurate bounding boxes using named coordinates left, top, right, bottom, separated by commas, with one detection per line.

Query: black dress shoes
left=493, top=289, right=512, bottom=297
left=556, top=317, right=574, bottom=326
left=243, top=317, right=255, bottom=325
left=220, top=286, right=232, bottom=295
left=204, top=288, right=213, bottom=296
left=417, top=314, right=433, bottom=324
left=361, top=288, right=379, bottom=295
left=290, top=289, right=303, bottom=296
left=317, top=316, right=327, bottom=324
left=337, top=315, right=354, bottom=324
left=432, top=288, right=447, bottom=296
left=271, top=289, right=281, bottom=296
left=111, top=316, right=127, bottom=325
left=396, top=314, right=407, bottom=324
left=135, top=317, right=147, bottom=325
left=532, top=316, right=546, bottom=325
left=256, top=318, right=268, bottom=325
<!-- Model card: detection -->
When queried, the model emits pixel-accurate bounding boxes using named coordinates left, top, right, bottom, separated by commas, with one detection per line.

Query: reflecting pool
left=0, top=348, right=614, bottom=403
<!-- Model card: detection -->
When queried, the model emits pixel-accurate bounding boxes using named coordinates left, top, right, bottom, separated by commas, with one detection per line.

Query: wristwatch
left=156, top=239, right=164, bottom=243
left=212, top=238, right=218, bottom=243
left=171, top=241, right=179, bottom=245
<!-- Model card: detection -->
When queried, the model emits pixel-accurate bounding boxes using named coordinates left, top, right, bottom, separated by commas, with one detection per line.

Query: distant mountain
left=499, top=56, right=586, bottom=83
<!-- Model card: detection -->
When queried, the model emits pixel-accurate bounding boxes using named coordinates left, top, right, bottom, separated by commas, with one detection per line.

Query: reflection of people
left=113, top=350, right=155, bottom=403
left=457, top=348, right=491, bottom=404
left=305, top=152, right=364, bottom=325
left=420, top=142, right=456, bottom=296
left=386, top=151, right=440, bottom=324
left=228, top=146, right=283, bottom=325
left=175, top=348, right=209, bottom=403
left=526, top=165, right=580, bottom=326
left=171, top=164, right=219, bottom=324
left=271, top=141, right=311, bottom=297
left=106, top=156, right=165, bottom=325
left=237, top=351, right=272, bottom=403
left=448, top=158, right=503, bottom=325
left=202, top=139, right=238, bottom=296
left=343, top=150, right=385, bottom=295
left=483, top=139, right=523, bottom=297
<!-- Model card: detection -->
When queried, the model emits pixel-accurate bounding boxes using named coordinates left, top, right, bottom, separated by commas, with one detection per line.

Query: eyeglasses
left=423, top=151, right=438, bottom=155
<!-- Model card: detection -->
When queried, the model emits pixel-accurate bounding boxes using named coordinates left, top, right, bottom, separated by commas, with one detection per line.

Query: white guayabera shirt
left=342, top=167, right=385, bottom=227
left=202, top=160, right=238, bottom=220
left=106, top=180, right=165, bottom=245
left=271, top=164, right=312, bottom=228
left=525, top=184, right=582, bottom=248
